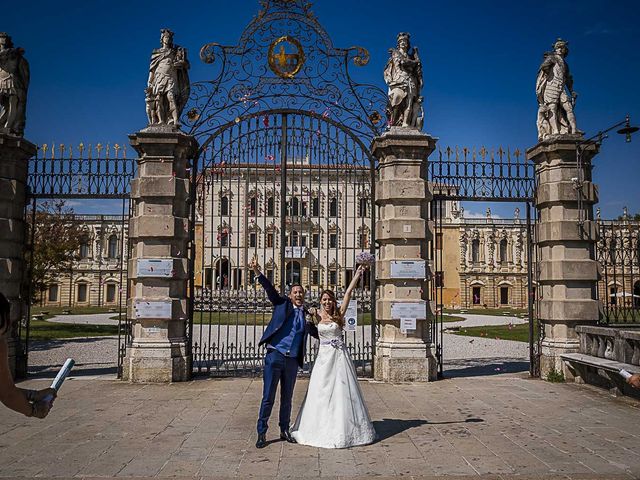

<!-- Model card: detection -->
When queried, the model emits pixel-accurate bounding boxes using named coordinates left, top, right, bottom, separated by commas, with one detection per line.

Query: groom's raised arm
left=251, top=257, right=283, bottom=306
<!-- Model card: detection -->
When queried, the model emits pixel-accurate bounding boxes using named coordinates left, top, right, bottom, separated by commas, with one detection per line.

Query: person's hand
left=628, top=373, right=640, bottom=389
left=33, top=388, right=57, bottom=404
left=249, top=255, right=260, bottom=274
left=31, top=399, right=53, bottom=419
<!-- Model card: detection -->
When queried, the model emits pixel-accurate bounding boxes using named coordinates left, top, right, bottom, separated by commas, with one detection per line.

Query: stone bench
left=561, top=325, right=640, bottom=398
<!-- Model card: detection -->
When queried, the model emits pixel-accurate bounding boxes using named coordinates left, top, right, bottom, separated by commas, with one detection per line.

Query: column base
left=374, top=339, right=437, bottom=382
left=540, top=338, right=579, bottom=381
left=122, top=339, right=191, bottom=383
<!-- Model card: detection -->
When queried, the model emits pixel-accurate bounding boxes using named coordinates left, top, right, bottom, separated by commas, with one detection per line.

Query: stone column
left=527, top=138, right=599, bottom=378
left=371, top=128, right=437, bottom=382
left=0, top=134, right=36, bottom=379
left=123, top=129, right=197, bottom=382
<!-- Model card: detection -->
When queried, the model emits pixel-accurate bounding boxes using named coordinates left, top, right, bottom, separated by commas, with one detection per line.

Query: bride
left=291, top=265, right=376, bottom=448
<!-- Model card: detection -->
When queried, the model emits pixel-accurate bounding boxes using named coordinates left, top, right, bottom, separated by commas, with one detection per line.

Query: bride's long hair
left=319, top=289, right=344, bottom=328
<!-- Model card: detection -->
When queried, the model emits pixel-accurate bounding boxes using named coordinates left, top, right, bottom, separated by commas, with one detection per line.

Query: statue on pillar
left=146, top=29, right=190, bottom=128
left=535, top=39, right=581, bottom=141
left=0, top=33, right=29, bottom=136
left=383, top=32, right=423, bottom=129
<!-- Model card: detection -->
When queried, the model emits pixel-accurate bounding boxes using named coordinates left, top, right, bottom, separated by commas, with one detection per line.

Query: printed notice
left=400, top=317, right=417, bottom=333
left=137, top=259, right=174, bottom=278
left=338, top=300, right=358, bottom=332
left=391, top=301, right=427, bottom=320
left=390, top=260, right=426, bottom=279
left=133, top=300, right=172, bottom=319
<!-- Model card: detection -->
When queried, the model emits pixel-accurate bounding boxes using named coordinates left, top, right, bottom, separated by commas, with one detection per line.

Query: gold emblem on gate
left=268, top=36, right=305, bottom=79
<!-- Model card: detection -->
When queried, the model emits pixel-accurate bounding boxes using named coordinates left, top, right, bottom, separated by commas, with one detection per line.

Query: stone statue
left=0, top=33, right=29, bottom=136
left=383, top=32, right=423, bottom=129
left=146, top=29, right=190, bottom=128
left=514, top=207, right=520, bottom=220
left=535, top=39, right=581, bottom=141
left=460, top=231, right=468, bottom=266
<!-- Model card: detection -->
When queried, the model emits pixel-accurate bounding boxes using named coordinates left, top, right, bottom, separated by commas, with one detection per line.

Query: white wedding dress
left=291, top=322, right=376, bottom=448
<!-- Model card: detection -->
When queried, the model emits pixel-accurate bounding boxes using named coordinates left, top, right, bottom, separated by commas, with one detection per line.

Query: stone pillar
left=0, top=134, right=36, bottom=379
left=123, top=129, right=197, bottom=382
left=371, top=128, right=437, bottom=382
left=527, top=138, right=599, bottom=378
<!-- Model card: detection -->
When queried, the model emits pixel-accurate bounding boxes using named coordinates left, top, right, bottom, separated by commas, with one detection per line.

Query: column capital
left=371, top=129, right=437, bottom=163
left=526, top=136, right=599, bottom=166
left=129, top=128, right=198, bottom=160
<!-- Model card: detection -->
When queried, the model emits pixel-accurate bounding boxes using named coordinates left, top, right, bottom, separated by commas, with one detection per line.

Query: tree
left=26, top=200, right=84, bottom=301
left=616, top=212, right=640, bottom=221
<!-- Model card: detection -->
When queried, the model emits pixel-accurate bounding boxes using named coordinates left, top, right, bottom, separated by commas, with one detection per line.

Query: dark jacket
left=257, top=274, right=318, bottom=368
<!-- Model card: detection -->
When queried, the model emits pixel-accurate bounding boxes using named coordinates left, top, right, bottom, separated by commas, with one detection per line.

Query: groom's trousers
left=257, top=349, right=299, bottom=434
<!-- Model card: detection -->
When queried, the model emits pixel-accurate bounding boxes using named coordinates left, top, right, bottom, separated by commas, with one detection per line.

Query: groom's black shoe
left=255, top=433, right=267, bottom=449
left=280, top=429, right=296, bottom=443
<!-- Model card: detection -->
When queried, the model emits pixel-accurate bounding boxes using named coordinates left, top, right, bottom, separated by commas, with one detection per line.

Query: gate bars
left=190, top=110, right=376, bottom=376
left=428, top=146, right=541, bottom=377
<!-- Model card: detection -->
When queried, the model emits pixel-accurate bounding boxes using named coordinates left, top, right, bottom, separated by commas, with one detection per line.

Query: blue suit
left=256, top=274, right=318, bottom=435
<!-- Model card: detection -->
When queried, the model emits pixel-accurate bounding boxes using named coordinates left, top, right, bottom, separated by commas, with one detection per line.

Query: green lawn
left=26, top=319, right=120, bottom=341
left=452, top=322, right=537, bottom=343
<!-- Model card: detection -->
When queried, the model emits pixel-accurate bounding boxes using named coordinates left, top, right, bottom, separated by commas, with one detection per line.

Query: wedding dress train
left=291, top=322, right=376, bottom=448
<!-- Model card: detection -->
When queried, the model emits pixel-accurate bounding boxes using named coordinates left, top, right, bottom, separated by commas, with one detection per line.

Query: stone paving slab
left=1, top=374, right=639, bottom=479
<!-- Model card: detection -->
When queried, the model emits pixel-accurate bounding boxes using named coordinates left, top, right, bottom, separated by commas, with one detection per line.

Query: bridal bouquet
left=355, top=251, right=375, bottom=266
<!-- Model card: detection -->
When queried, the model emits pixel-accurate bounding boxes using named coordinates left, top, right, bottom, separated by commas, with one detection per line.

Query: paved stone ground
left=1, top=374, right=639, bottom=479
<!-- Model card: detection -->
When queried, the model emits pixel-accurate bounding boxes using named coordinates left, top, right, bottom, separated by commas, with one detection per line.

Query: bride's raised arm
left=339, top=265, right=365, bottom=316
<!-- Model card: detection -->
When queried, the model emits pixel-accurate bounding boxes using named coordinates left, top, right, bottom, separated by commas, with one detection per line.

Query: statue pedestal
left=0, top=134, right=36, bottom=379
left=123, top=129, right=197, bottom=383
left=371, top=128, right=437, bottom=382
left=527, top=137, right=599, bottom=379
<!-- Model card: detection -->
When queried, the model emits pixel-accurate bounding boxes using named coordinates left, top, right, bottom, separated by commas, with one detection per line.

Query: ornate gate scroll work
left=186, top=1, right=382, bottom=377
left=185, top=0, right=386, bottom=142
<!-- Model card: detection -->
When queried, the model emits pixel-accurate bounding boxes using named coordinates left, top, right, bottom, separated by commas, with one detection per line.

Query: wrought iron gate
left=595, top=214, right=640, bottom=324
left=190, top=110, right=375, bottom=376
left=24, top=143, right=135, bottom=377
left=183, top=1, right=386, bottom=376
left=428, top=146, right=541, bottom=377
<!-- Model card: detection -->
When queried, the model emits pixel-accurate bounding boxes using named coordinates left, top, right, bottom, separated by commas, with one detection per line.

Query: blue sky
left=5, top=0, right=639, bottom=218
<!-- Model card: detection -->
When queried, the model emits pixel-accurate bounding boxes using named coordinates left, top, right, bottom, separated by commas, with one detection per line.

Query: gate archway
left=191, top=111, right=377, bottom=376
left=184, top=1, right=386, bottom=376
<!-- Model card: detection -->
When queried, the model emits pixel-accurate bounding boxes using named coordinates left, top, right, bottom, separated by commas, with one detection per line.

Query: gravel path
left=47, top=312, right=118, bottom=325
left=29, top=312, right=531, bottom=378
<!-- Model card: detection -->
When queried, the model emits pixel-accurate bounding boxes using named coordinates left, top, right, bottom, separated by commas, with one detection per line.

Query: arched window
left=215, top=258, right=230, bottom=290
left=358, top=198, right=368, bottom=217
left=267, top=197, right=275, bottom=217
left=289, top=230, right=299, bottom=247
left=329, top=198, right=338, bottom=217
left=107, top=234, right=118, bottom=258
left=311, top=197, right=319, bottom=216
left=249, top=196, right=257, bottom=216
left=221, top=196, right=229, bottom=216
left=609, top=237, right=617, bottom=264
left=218, top=229, right=229, bottom=247
left=105, top=283, right=117, bottom=303
left=286, top=261, right=301, bottom=286
left=79, top=240, right=90, bottom=259
left=76, top=282, right=88, bottom=303
left=472, top=239, right=480, bottom=263
left=499, top=239, right=508, bottom=264
left=291, top=197, right=300, bottom=216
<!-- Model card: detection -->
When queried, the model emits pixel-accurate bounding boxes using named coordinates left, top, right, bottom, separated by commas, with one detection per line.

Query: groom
left=251, top=258, right=318, bottom=449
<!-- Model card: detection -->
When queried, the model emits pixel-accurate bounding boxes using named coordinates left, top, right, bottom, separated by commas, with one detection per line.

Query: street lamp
left=574, top=115, right=639, bottom=227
